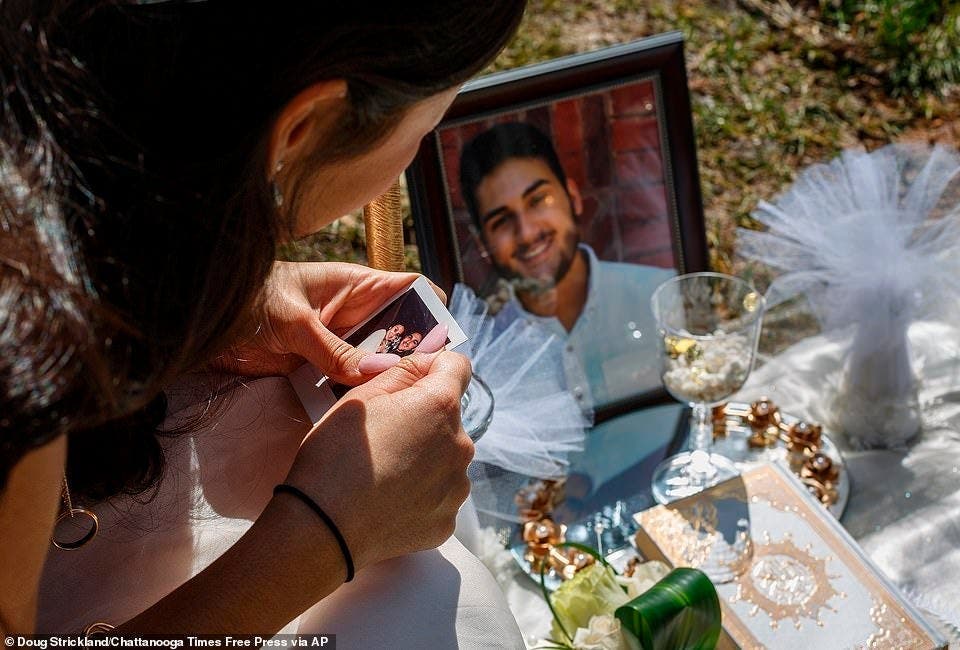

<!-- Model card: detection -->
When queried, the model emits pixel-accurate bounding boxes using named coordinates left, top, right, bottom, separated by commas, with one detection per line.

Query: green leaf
left=614, top=568, right=721, bottom=650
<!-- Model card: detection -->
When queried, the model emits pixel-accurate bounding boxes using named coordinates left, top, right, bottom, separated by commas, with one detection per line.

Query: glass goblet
left=461, top=373, right=494, bottom=441
left=650, top=272, right=765, bottom=505
left=454, top=373, right=495, bottom=548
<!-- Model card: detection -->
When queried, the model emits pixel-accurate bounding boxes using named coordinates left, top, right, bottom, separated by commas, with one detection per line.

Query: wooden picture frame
left=405, top=31, right=708, bottom=418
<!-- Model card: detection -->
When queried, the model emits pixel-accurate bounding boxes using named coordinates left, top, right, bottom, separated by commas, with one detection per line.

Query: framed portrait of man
left=405, top=31, right=708, bottom=419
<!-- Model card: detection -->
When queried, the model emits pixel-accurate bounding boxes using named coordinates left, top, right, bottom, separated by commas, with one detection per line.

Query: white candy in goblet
left=650, top=272, right=765, bottom=505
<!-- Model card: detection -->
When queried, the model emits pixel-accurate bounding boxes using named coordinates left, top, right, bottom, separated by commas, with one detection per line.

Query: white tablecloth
left=737, top=320, right=960, bottom=639
left=506, top=320, right=960, bottom=646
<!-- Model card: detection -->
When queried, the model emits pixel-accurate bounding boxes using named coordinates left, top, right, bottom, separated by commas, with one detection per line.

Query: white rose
left=572, top=614, right=640, bottom=650
left=616, top=560, right=670, bottom=599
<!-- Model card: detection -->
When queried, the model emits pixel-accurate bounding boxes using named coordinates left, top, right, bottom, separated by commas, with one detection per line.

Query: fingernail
left=415, top=323, right=448, bottom=354
left=358, top=353, right=401, bottom=374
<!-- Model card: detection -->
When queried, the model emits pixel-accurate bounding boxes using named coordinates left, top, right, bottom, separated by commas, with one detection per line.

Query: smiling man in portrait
left=460, top=121, right=674, bottom=411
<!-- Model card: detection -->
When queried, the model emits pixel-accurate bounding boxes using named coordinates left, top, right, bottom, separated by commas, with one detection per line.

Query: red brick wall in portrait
left=437, top=78, right=675, bottom=295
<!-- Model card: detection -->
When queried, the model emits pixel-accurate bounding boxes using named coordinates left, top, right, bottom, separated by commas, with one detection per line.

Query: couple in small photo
left=374, top=323, right=423, bottom=357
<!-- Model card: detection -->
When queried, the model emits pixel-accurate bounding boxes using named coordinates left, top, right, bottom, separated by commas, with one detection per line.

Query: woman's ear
left=268, top=79, right=348, bottom=175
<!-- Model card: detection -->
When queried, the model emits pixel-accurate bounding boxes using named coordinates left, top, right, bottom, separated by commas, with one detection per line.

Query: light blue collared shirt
left=494, top=244, right=675, bottom=411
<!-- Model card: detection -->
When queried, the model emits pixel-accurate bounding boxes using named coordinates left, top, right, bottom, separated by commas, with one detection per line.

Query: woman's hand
left=282, top=350, right=474, bottom=572
left=121, top=351, right=472, bottom=633
left=212, top=261, right=446, bottom=384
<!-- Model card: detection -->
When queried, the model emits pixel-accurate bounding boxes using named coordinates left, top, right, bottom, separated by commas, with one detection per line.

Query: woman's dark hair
left=0, top=0, right=526, bottom=498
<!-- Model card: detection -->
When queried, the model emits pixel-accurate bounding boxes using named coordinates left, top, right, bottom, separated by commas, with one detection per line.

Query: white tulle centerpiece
left=739, top=143, right=960, bottom=448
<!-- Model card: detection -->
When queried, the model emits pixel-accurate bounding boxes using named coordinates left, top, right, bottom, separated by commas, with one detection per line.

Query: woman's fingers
left=414, top=323, right=448, bottom=354
left=286, top=349, right=475, bottom=571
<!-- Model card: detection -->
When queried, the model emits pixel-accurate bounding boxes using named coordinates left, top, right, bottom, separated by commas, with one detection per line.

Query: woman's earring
left=272, top=160, right=285, bottom=208
left=52, top=471, right=99, bottom=550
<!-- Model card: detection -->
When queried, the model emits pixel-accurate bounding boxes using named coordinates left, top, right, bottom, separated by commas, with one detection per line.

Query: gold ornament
left=784, top=421, right=823, bottom=455
left=747, top=397, right=781, bottom=431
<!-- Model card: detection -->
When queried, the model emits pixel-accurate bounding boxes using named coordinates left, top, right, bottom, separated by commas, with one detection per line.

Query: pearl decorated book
left=632, top=463, right=946, bottom=649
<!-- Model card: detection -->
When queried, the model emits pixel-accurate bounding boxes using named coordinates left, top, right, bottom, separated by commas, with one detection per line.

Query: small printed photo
left=347, top=291, right=441, bottom=360
left=288, top=276, right=468, bottom=420
left=329, top=277, right=468, bottom=398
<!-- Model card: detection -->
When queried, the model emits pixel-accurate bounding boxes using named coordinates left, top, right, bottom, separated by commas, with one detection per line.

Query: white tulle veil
left=449, top=284, right=590, bottom=521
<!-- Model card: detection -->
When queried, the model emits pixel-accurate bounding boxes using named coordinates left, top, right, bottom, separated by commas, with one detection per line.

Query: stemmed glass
left=454, top=374, right=495, bottom=549
left=650, top=272, right=765, bottom=505
left=461, top=373, right=494, bottom=441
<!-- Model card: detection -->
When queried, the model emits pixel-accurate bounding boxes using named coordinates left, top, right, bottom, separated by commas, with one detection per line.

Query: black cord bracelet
left=273, top=483, right=355, bottom=582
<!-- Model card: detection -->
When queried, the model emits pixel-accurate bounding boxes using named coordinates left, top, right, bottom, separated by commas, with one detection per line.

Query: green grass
left=500, top=0, right=959, bottom=277
left=284, top=0, right=959, bottom=293
left=820, top=0, right=960, bottom=95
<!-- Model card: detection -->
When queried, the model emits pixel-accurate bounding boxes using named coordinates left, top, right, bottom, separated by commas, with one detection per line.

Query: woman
left=396, top=331, right=425, bottom=357
left=0, top=0, right=526, bottom=638
left=379, top=323, right=407, bottom=354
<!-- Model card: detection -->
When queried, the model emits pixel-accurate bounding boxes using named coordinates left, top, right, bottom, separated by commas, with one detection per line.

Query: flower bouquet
left=534, top=543, right=721, bottom=650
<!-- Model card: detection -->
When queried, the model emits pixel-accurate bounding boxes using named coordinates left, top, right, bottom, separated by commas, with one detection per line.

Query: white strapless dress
left=37, top=376, right=524, bottom=649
